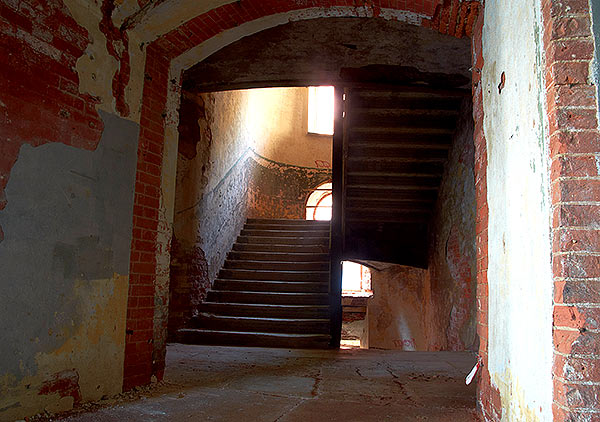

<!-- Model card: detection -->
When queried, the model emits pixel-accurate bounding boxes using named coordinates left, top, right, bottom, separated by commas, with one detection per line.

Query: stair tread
left=202, top=302, right=328, bottom=308
left=225, top=259, right=329, bottom=264
left=210, top=290, right=328, bottom=296
left=246, top=218, right=331, bottom=226
left=223, top=269, right=328, bottom=273
left=179, top=328, right=330, bottom=338
left=215, top=279, right=327, bottom=283
left=195, top=314, right=329, bottom=322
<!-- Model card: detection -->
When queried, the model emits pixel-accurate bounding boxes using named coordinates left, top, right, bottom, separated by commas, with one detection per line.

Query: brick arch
left=123, top=0, right=481, bottom=390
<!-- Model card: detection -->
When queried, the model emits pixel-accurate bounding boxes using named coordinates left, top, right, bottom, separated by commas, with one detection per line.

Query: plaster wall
left=246, top=88, right=332, bottom=169
left=481, top=0, right=553, bottom=420
left=170, top=90, right=252, bottom=331
left=0, top=112, right=139, bottom=420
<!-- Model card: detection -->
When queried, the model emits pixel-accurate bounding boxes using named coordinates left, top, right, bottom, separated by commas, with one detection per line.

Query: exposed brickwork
left=541, top=0, right=600, bottom=419
left=123, top=42, right=170, bottom=391
left=423, top=0, right=480, bottom=37
left=167, top=236, right=209, bottom=338
left=470, top=8, right=502, bottom=421
left=0, top=0, right=103, bottom=229
left=123, top=0, right=481, bottom=389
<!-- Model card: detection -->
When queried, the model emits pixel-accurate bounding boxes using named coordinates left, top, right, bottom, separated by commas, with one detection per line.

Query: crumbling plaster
left=481, top=0, right=553, bottom=420
left=0, top=111, right=138, bottom=420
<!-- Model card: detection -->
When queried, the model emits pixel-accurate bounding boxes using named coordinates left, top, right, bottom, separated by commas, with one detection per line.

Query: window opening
left=307, top=86, right=334, bottom=135
left=305, top=182, right=372, bottom=297
left=305, top=182, right=332, bottom=221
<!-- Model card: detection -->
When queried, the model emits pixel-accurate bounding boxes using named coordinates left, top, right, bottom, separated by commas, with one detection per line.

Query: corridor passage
left=58, top=345, right=479, bottom=421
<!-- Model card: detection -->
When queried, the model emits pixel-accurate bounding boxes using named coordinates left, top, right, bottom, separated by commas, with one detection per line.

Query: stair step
left=207, top=290, right=329, bottom=305
left=190, top=314, right=330, bottom=334
left=213, top=279, right=329, bottom=293
left=223, top=260, right=329, bottom=271
left=244, top=223, right=331, bottom=231
left=247, top=218, right=330, bottom=226
left=237, top=235, right=330, bottom=245
left=232, top=243, right=329, bottom=253
left=219, top=268, right=329, bottom=282
left=198, top=302, right=330, bottom=318
left=241, top=229, right=330, bottom=238
left=228, top=251, right=330, bottom=262
left=178, top=329, right=331, bottom=349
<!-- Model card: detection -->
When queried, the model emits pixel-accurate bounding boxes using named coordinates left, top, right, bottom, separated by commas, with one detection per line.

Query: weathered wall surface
left=0, top=111, right=138, bottom=420
left=248, top=154, right=331, bottom=220
left=481, top=0, right=553, bottom=420
left=426, top=99, right=477, bottom=352
left=169, top=90, right=251, bottom=333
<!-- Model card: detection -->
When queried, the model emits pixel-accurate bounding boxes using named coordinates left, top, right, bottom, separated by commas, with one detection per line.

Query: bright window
left=308, top=86, right=334, bottom=135
left=341, top=261, right=372, bottom=296
left=305, top=182, right=332, bottom=221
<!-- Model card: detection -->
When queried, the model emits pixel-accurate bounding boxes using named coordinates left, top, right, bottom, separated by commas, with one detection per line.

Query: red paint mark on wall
left=38, top=369, right=82, bottom=404
left=393, top=338, right=416, bottom=349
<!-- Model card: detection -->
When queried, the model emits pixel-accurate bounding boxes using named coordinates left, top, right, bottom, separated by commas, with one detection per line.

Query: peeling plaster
left=63, top=0, right=119, bottom=115
left=0, top=111, right=138, bottom=421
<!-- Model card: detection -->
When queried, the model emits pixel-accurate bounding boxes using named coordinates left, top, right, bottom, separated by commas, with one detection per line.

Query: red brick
left=551, top=15, right=591, bottom=42
left=554, top=378, right=600, bottom=409
left=554, top=304, right=600, bottom=330
left=549, top=0, right=592, bottom=17
left=554, top=254, right=600, bottom=278
left=548, top=39, right=594, bottom=63
left=550, top=107, right=598, bottom=131
left=550, top=130, right=600, bottom=155
left=556, top=280, right=600, bottom=304
left=554, top=354, right=600, bottom=382
left=551, top=155, right=600, bottom=178
left=547, top=83, right=597, bottom=108
left=554, top=205, right=600, bottom=228
left=552, top=179, right=600, bottom=203
left=554, top=228, right=600, bottom=253
left=550, top=61, right=590, bottom=86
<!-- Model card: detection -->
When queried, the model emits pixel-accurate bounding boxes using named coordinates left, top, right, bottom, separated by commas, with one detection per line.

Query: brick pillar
left=542, top=0, right=600, bottom=419
left=123, top=44, right=170, bottom=391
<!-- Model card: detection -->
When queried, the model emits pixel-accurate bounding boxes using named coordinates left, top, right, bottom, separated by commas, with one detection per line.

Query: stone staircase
left=177, top=218, right=332, bottom=348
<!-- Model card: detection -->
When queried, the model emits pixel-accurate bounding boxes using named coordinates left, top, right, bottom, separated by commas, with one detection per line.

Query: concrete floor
left=60, top=344, right=480, bottom=421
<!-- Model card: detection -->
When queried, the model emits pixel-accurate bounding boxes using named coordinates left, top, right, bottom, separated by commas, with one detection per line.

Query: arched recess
left=123, top=0, right=481, bottom=392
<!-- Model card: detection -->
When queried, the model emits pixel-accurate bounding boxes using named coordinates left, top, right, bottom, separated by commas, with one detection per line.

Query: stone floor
left=60, top=344, right=480, bottom=421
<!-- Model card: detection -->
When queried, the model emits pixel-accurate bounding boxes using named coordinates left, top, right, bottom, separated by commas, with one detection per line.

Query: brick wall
left=542, top=0, right=600, bottom=419
left=0, top=0, right=103, bottom=238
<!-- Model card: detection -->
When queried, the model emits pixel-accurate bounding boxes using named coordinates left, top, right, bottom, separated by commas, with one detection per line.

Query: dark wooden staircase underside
left=177, top=218, right=332, bottom=349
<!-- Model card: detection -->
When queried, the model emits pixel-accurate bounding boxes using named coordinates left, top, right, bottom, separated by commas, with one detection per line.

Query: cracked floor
left=59, top=344, right=480, bottom=421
